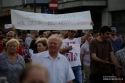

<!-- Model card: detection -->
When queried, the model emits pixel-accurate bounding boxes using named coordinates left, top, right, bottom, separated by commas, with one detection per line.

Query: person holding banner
left=60, top=22, right=93, bottom=83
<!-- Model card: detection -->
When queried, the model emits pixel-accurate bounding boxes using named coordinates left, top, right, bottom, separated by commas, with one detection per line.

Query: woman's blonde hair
left=6, top=38, right=20, bottom=47
left=36, top=38, right=47, bottom=44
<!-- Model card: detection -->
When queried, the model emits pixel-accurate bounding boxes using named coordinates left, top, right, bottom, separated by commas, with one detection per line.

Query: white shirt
left=61, top=38, right=81, bottom=67
left=29, top=49, right=34, bottom=57
left=80, top=40, right=90, bottom=66
left=32, top=51, right=75, bottom=83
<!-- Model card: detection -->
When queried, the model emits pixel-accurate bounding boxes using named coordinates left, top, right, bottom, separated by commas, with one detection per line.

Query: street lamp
left=34, top=0, right=36, bottom=12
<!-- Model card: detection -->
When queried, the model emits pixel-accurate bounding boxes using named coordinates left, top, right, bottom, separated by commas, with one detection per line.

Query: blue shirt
left=32, top=51, right=75, bottom=83
left=25, top=36, right=33, bottom=47
left=0, top=52, right=25, bottom=83
left=109, top=37, right=122, bottom=54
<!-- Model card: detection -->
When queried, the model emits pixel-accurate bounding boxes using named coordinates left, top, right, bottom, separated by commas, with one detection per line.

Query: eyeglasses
left=111, top=27, right=116, bottom=31
left=70, top=30, right=77, bottom=33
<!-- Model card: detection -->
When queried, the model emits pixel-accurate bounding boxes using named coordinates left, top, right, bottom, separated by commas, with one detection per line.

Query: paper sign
left=4, top=24, right=13, bottom=29
left=11, top=9, right=92, bottom=30
left=69, top=44, right=80, bottom=53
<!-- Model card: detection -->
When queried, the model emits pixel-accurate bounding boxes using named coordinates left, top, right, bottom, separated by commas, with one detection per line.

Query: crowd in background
left=0, top=24, right=125, bottom=83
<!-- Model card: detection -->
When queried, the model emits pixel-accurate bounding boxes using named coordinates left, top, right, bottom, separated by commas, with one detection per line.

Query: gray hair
left=47, top=34, right=62, bottom=45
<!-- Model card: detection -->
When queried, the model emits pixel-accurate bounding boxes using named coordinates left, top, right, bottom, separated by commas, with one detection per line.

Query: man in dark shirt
left=89, top=26, right=123, bottom=83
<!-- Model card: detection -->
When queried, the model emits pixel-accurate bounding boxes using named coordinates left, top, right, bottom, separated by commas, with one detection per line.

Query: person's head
left=46, top=31, right=51, bottom=37
left=18, top=64, right=48, bottom=83
left=59, top=33, right=64, bottom=39
left=87, top=34, right=93, bottom=42
left=68, top=30, right=77, bottom=38
left=31, top=30, right=39, bottom=38
left=39, top=30, right=48, bottom=38
left=99, top=26, right=112, bottom=41
left=0, top=29, right=4, bottom=40
left=47, top=34, right=62, bottom=54
left=92, top=30, right=99, bottom=38
left=18, top=38, right=25, bottom=47
left=35, top=38, right=47, bottom=53
left=6, top=38, right=20, bottom=54
left=51, top=30, right=60, bottom=35
left=3, top=40, right=7, bottom=51
left=6, top=31, right=15, bottom=40
left=22, top=30, right=28, bottom=40
left=110, top=26, right=117, bottom=35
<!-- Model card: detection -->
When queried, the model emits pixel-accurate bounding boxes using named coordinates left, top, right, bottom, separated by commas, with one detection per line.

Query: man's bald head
left=6, top=31, right=15, bottom=40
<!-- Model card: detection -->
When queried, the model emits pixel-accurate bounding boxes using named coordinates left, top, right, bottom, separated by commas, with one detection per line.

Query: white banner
left=11, top=9, right=92, bottom=30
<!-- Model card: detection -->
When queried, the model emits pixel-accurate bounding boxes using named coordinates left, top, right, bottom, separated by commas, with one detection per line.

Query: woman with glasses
left=0, top=38, right=25, bottom=83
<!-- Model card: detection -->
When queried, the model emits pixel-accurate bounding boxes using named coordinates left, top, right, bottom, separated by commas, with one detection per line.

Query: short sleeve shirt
left=80, top=41, right=90, bottom=66
left=32, top=51, right=75, bottom=83
left=0, top=52, right=25, bottom=83
left=89, top=39, right=113, bottom=74
left=61, top=38, right=81, bottom=67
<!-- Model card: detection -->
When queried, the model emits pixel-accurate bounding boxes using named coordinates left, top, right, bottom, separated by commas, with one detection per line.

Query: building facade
left=57, top=0, right=125, bottom=35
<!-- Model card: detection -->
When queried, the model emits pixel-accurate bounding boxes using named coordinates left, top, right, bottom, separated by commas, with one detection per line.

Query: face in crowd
left=42, top=31, right=48, bottom=38
left=48, top=35, right=62, bottom=54
left=6, top=39, right=19, bottom=54
left=87, top=34, right=93, bottom=42
left=19, top=38, right=24, bottom=47
left=37, top=42, right=47, bottom=53
left=110, top=26, right=117, bottom=35
left=99, top=26, right=112, bottom=41
left=68, top=30, right=77, bottom=38
left=6, top=31, right=15, bottom=40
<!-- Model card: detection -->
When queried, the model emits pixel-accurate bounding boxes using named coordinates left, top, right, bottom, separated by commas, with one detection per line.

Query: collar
left=44, top=51, right=61, bottom=60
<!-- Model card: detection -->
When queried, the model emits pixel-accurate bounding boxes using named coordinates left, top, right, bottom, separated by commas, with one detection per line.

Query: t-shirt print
left=65, top=41, right=79, bottom=62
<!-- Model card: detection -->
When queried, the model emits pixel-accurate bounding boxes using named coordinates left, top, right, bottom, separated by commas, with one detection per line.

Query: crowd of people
left=0, top=23, right=125, bottom=83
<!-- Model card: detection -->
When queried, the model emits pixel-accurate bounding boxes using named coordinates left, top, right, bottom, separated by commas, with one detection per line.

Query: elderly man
left=32, top=34, right=75, bottom=83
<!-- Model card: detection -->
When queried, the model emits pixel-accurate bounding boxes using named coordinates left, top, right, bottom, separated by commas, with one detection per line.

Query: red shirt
left=0, top=42, right=3, bottom=53
left=17, top=45, right=23, bottom=56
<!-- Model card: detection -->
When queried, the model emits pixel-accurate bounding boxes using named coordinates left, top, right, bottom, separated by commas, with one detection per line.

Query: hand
left=103, top=58, right=114, bottom=65
left=117, top=66, right=124, bottom=74
left=10, top=25, right=15, bottom=31
left=90, top=21, right=94, bottom=26
left=66, top=46, right=72, bottom=52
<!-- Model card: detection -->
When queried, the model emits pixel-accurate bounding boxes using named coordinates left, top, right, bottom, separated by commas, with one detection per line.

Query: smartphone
left=4, top=24, right=13, bottom=29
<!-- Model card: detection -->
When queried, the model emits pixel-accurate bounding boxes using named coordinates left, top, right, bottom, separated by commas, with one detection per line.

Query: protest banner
left=11, top=9, right=92, bottom=30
